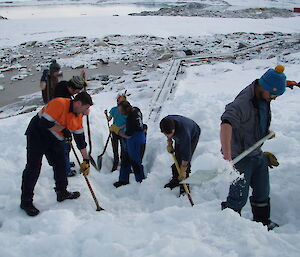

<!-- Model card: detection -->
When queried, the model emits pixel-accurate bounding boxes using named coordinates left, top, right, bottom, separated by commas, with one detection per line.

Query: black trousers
left=111, top=132, right=122, bottom=161
left=21, top=133, right=68, bottom=203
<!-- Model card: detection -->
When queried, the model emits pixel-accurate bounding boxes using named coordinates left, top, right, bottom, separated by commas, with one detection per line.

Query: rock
left=0, top=16, right=8, bottom=20
left=158, top=53, right=173, bottom=61
left=183, top=49, right=193, bottom=56
left=94, top=41, right=109, bottom=47
left=238, top=42, right=248, bottom=49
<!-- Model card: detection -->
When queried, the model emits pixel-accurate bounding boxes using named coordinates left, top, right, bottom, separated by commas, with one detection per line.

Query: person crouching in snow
left=20, top=92, right=93, bottom=216
left=104, top=94, right=127, bottom=172
left=220, top=65, right=286, bottom=230
left=111, top=101, right=146, bottom=188
left=160, top=115, right=201, bottom=195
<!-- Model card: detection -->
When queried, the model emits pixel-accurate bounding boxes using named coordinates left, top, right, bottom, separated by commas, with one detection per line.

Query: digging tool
left=71, top=143, right=104, bottom=211
left=183, top=131, right=276, bottom=185
left=97, top=112, right=112, bottom=170
left=171, top=153, right=195, bottom=207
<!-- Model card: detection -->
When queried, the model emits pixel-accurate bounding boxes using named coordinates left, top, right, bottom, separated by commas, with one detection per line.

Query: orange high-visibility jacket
left=38, top=98, right=84, bottom=141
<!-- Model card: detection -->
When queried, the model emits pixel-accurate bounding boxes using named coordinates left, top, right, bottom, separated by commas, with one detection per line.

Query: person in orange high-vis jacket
left=20, top=92, right=93, bottom=217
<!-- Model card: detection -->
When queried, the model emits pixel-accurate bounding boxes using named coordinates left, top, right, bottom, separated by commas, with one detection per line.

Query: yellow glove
left=167, top=144, right=174, bottom=153
left=80, top=159, right=90, bottom=175
left=178, top=165, right=188, bottom=181
left=109, top=124, right=121, bottom=135
left=264, top=152, right=279, bottom=169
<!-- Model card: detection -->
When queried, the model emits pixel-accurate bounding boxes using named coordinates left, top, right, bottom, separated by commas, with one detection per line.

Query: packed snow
left=1, top=1, right=300, bottom=256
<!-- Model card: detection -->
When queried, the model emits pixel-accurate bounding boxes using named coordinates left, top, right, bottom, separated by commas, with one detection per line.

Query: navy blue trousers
left=226, top=152, right=270, bottom=211
left=119, top=131, right=146, bottom=183
left=21, top=133, right=68, bottom=203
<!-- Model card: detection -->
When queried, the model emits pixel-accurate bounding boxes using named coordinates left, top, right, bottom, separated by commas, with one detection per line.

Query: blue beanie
left=259, top=65, right=286, bottom=96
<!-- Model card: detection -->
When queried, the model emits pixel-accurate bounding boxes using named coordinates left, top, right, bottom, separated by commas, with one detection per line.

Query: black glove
left=62, top=129, right=72, bottom=143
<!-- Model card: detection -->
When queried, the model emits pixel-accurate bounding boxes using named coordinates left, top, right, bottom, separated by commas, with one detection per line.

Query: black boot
left=250, top=198, right=279, bottom=231
left=164, top=178, right=180, bottom=190
left=70, top=162, right=75, bottom=168
left=56, top=189, right=80, bottom=202
left=20, top=201, right=40, bottom=217
left=221, top=201, right=241, bottom=216
left=113, top=181, right=129, bottom=188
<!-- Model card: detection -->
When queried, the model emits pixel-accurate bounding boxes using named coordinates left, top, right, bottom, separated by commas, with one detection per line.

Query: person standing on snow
left=53, top=75, right=86, bottom=177
left=40, top=59, right=62, bottom=104
left=160, top=115, right=201, bottom=195
left=111, top=101, right=146, bottom=188
left=20, top=92, right=93, bottom=217
left=104, top=94, right=127, bottom=172
left=220, top=65, right=286, bottom=230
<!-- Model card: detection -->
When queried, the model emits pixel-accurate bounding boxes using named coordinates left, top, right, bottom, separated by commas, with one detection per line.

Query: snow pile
left=0, top=55, right=300, bottom=256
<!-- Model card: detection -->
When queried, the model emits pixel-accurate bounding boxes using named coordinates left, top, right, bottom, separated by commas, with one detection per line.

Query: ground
left=0, top=1, right=300, bottom=257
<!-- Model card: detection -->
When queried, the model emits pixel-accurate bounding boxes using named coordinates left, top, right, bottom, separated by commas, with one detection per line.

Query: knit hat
left=70, top=76, right=85, bottom=90
left=49, top=59, right=61, bottom=73
left=259, top=65, right=286, bottom=96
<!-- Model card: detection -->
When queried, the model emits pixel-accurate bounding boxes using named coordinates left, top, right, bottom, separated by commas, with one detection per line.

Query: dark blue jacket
left=167, top=115, right=201, bottom=162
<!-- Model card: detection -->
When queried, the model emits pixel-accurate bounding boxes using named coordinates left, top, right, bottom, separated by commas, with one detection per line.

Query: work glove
left=178, top=165, right=188, bottom=181
left=264, top=152, right=279, bottom=169
left=80, top=159, right=90, bottom=176
left=62, top=129, right=72, bottom=143
left=109, top=124, right=121, bottom=135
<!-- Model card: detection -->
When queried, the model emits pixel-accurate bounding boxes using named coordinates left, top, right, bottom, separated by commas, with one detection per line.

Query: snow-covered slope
left=1, top=56, right=300, bottom=256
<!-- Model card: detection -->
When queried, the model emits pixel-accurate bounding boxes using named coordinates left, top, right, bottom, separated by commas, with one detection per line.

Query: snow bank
left=1, top=56, right=300, bottom=256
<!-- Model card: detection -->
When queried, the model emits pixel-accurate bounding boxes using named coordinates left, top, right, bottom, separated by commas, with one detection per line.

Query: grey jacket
left=221, top=80, right=271, bottom=159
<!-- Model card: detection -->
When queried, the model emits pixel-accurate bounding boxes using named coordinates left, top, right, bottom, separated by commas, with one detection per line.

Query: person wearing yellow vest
left=20, top=92, right=93, bottom=216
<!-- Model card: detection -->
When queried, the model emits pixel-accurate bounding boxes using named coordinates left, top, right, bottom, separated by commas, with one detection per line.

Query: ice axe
left=70, top=143, right=104, bottom=211
left=171, top=153, right=195, bottom=207
left=97, top=112, right=112, bottom=171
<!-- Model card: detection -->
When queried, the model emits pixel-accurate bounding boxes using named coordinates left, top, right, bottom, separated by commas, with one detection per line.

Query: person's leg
left=21, top=135, right=44, bottom=216
left=164, top=143, right=181, bottom=189
left=249, top=153, right=277, bottom=229
left=127, top=133, right=145, bottom=183
left=111, top=132, right=119, bottom=171
left=116, top=139, right=131, bottom=186
left=225, top=157, right=254, bottom=213
left=63, top=141, right=75, bottom=177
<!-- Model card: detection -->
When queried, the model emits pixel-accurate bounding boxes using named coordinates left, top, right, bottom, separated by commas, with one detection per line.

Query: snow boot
left=67, top=169, right=77, bottom=177
left=20, top=201, right=40, bottom=217
left=56, top=189, right=80, bottom=202
left=111, top=158, right=119, bottom=172
left=164, top=178, right=180, bottom=190
left=250, top=198, right=279, bottom=231
left=70, top=162, right=75, bottom=168
left=113, top=181, right=129, bottom=188
left=221, top=201, right=241, bottom=216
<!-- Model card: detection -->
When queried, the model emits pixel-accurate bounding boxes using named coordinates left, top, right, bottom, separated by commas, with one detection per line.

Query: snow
left=1, top=56, right=300, bottom=256
left=1, top=15, right=300, bottom=48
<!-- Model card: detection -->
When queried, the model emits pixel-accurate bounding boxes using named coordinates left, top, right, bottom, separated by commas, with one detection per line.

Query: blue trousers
left=226, top=152, right=270, bottom=211
left=119, top=131, right=146, bottom=183
left=63, top=141, right=71, bottom=175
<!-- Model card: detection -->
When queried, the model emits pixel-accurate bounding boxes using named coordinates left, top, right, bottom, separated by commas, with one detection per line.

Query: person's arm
left=80, top=148, right=89, bottom=160
left=220, top=123, right=232, bottom=161
left=104, top=109, right=113, bottom=122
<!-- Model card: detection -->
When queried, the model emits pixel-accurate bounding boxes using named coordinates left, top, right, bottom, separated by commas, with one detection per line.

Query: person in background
left=53, top=75, right=86, bottom=177
left=104, top=94, right=127, bottom=172
left=20, top=92, right=93, bottom=217
left=220, top=65, right=286, bottom=231
left=160, top=115, right=201, bottom=195
left=40, top=59, right=62, bottom=104
left=111, top=101, right=146, bottom=188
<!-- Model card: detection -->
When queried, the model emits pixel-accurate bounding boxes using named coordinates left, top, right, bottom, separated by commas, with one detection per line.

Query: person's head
left=68, top=76, right=85, bottom=95
left=49, top=59, right=61, bottom=77
left=118, top=101, right=132, bottom=116
left=160, top=117, right=175, bottom=139
left=117, top=94, right=127, bottom=104
left=73, top=92, right=93, bottom=115
left=257, top=64, right=286, bottom=102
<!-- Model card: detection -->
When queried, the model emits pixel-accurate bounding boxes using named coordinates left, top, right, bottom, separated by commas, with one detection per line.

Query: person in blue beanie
left=220, top=65, right=286, bottom=231
left=111, top=101, right=146, bottom=188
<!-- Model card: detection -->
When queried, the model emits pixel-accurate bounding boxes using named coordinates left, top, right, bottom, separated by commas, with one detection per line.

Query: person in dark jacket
left=53, top=75, right=86, bottom=177
left=160, top=115, right=201, bottom=195
left=20, top=92, right=93, bottom=217
left=40, top=60, right=62, bottom=104
left=220, top=65, right=287, bottom=230
left=111, top=101, right=146, bottom=188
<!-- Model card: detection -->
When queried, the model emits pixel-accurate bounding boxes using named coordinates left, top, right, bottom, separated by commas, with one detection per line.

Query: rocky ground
left=1, top=31, right=300, bottom=118
left=129, top=2, right=298, bottom=19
